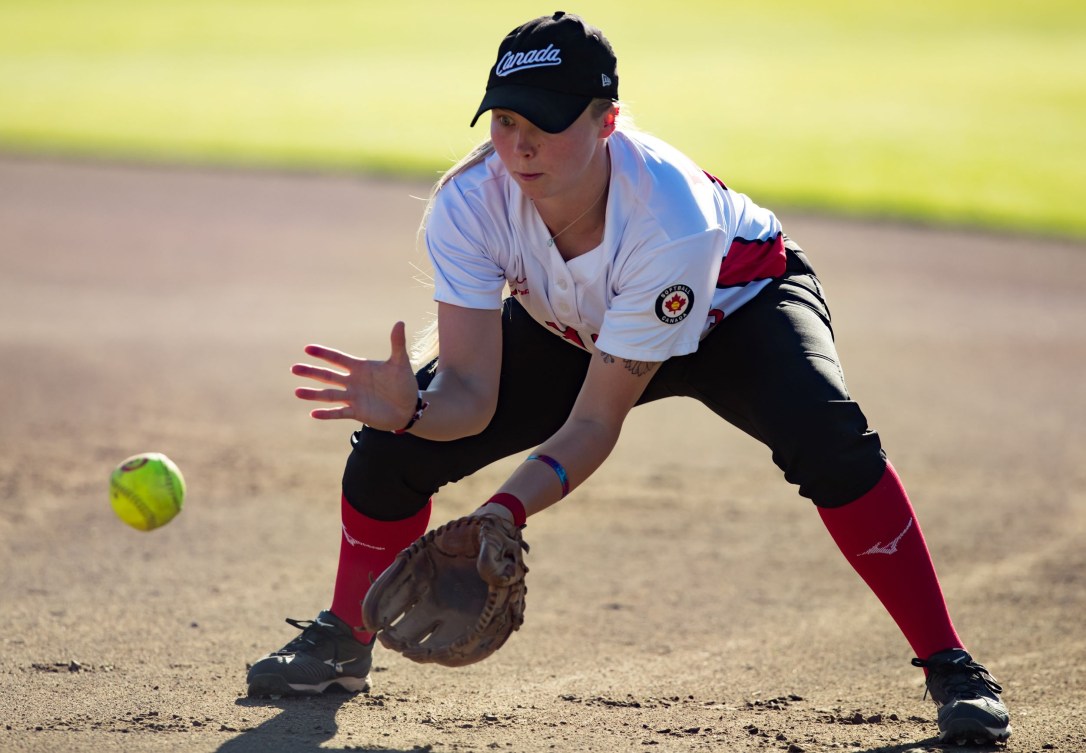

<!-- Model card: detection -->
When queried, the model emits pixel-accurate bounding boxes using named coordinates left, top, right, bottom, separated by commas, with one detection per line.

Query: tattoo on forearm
left=600, top=352, right=656, bottom=377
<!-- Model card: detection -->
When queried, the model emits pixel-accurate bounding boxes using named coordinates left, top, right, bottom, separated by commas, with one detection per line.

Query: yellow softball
left=109, top=452, right=186, bottom=531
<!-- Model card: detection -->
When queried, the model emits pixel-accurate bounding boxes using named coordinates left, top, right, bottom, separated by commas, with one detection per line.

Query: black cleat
left=912, top=648, right=1011, bottom=745
left=247, top=611, right=373, bottom=697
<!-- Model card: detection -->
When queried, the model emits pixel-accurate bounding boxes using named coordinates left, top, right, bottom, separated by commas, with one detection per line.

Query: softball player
left=247, top=11, right=1010, bottom=745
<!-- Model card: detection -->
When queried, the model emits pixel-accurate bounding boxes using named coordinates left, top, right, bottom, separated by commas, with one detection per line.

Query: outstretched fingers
left=291, top=362, right=349, bottom=386
left=292, top=344, right=365, bottom=396
left=301, top=344, right=360, bottom=369
left=294, top=385, right=348, bottom=403
left=307, top=405, right=357, bottom=420
left=292, top=348, right=354, bottom=410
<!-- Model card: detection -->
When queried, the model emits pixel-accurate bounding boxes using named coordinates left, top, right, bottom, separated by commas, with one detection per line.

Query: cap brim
left=470, top=85, right=593, bottom=134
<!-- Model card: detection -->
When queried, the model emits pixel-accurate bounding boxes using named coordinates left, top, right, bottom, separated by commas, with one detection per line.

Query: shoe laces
left=273, top=617, right=337, bottom=655
left=912, top=653, right=1003, bottom=702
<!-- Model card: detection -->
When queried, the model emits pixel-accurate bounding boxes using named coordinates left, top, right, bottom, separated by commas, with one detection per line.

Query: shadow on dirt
left=213, top=695, right=431, bottom=753
left=858, top=739, right=1006, bottom=753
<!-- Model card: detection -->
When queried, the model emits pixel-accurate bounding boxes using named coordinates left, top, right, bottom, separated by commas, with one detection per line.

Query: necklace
left=545, top=185, right=608, bottom=247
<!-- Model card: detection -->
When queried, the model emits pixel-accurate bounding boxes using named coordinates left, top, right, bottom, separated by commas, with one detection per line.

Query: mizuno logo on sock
left=342, top=524, right=385, bottom=550
left=858, top=518, right=913, bottom=556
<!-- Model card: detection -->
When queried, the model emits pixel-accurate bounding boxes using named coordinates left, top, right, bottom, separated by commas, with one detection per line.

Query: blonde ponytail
left=409, top=140, right=496, bottom=369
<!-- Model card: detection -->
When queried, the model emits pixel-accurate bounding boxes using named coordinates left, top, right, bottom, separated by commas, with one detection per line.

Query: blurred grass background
left=1, top=0, right=1083, bottom=238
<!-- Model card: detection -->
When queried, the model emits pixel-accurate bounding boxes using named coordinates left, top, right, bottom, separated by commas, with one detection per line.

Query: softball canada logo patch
left=655, top=284, right=694, bottom=324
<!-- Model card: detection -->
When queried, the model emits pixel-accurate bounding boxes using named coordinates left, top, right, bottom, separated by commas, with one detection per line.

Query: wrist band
left=392, top=390, right=429, bottom=435
left=527, top=453, right=570, bottom=498
left=486, top=493, right=527, bottom=528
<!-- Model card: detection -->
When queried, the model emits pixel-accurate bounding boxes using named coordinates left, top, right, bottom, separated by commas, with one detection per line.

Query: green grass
left=1, top=0, right=1084, bottom=238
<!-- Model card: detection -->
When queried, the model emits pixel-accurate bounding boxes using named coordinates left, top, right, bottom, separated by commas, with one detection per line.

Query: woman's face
left=490, top=105, right=611, bottom=203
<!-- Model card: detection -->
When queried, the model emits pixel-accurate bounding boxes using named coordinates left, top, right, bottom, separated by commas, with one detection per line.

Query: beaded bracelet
left=392, top=390, right=429, bottom=435
left=527, top=453, right=570, bottom=498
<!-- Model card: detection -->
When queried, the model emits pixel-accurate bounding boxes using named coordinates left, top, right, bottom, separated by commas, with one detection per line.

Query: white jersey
left=426, top=130, right=787, bottom=362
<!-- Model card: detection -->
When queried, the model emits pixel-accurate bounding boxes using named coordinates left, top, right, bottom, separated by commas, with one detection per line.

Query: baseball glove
left=361, top=513, right=529, bottom=667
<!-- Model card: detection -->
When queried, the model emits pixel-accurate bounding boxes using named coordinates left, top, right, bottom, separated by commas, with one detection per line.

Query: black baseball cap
left=470, top=11, right=619, bottom=134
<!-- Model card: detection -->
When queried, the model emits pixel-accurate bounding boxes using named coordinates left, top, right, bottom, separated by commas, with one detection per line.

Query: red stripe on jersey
left=703, top=170, right=729, bottom=190
left=717, top=232, right=787, bottom=288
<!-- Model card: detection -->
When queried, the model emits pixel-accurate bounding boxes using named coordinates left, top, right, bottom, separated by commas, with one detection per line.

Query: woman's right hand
left=291, top=321, right=419, bottom=430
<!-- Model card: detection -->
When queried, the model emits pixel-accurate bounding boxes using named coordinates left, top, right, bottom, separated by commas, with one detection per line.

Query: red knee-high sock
left=330, top=495, right=431, bottom=643
left=817, top=462, right=962, bottom=660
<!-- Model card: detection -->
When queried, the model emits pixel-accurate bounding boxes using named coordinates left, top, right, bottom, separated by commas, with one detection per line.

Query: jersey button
left=556, top=279, right=568, bottom=290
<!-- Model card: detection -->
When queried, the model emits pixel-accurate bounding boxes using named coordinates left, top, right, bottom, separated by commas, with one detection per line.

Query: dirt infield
left=1, top=156, right=1084, bottom=753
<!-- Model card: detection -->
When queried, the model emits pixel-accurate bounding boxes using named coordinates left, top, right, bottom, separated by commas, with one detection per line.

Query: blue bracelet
left=527, top=453, right=570, bottom=498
